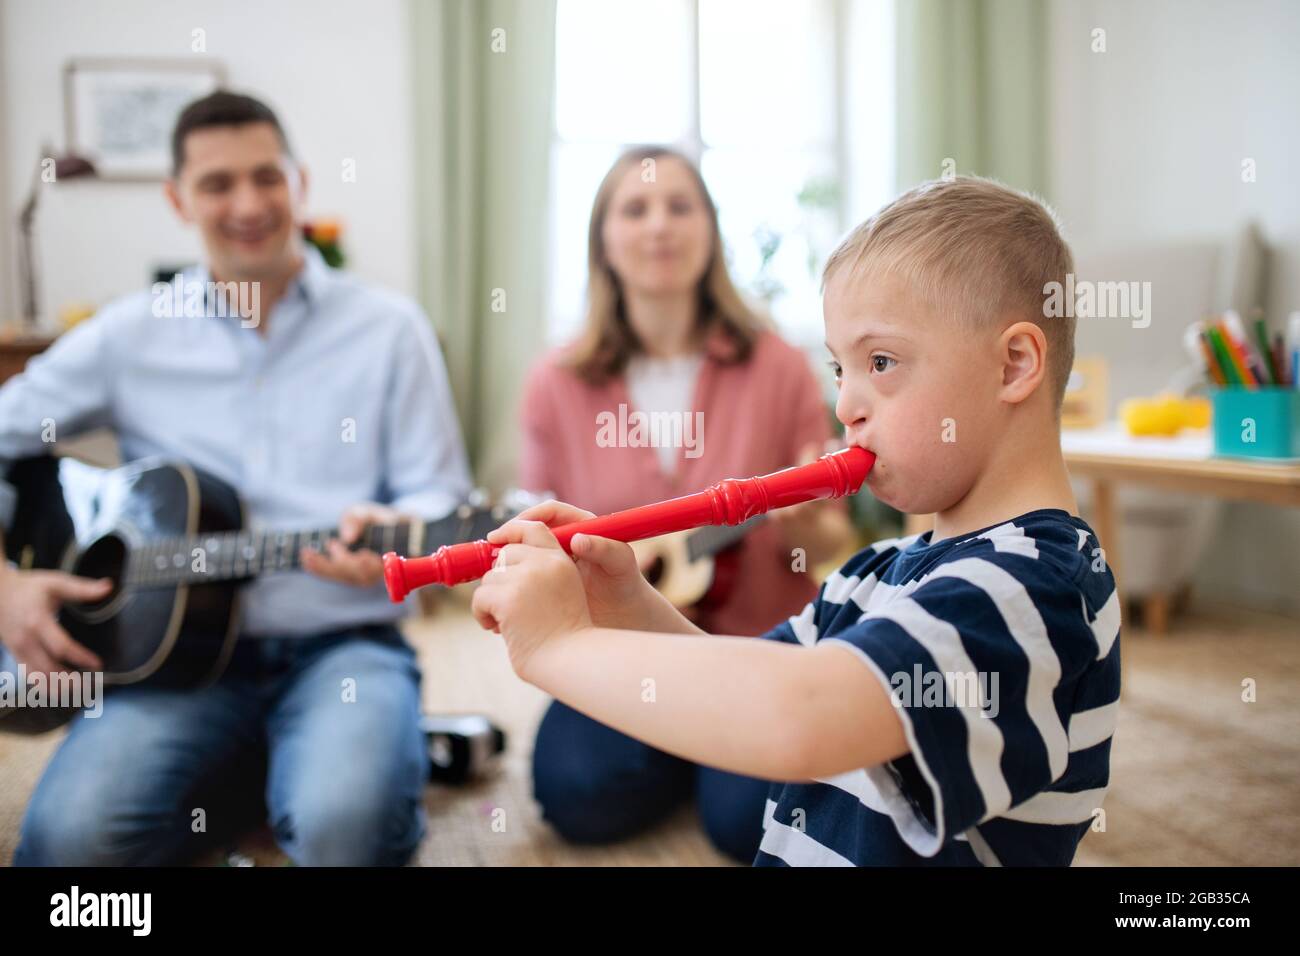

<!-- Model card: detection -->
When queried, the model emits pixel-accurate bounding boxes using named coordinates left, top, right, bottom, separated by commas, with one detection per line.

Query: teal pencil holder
left=1211, top=387, right=1300, bottom=460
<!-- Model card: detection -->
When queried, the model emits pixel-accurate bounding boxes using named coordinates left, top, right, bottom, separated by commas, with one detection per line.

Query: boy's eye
left=827, top=360, right=842, bottom=382
left=871, top=354, right=897, bottom=373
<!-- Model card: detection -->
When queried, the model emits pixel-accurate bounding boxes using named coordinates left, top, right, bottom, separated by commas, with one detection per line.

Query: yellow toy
left=1119, top=395, right=1211, bottom=436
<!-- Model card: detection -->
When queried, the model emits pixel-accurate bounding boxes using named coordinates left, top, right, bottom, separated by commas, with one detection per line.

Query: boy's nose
left=835, top=390, right=868, bottom=433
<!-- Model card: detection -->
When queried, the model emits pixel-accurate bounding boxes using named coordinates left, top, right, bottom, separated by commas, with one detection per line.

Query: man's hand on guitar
left=0, top=564, right=108, bottom=676
left=300, top=503, right=408, bottom=588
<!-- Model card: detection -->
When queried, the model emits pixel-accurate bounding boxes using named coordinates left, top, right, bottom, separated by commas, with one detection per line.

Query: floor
left=1, top=596, right=1296, bottom=866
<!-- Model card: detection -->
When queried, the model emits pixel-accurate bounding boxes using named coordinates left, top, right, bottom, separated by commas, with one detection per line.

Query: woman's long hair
left=566, top=145, right=769, bottom=384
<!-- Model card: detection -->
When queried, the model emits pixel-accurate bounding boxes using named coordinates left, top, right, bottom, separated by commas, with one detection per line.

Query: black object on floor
left=422, top=713, right=507, bottom=784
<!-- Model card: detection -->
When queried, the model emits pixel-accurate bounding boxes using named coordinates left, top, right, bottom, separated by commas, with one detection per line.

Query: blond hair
left=566, top=145, right=768, bottom=385
left=823, top=176, right=1076, bottom=405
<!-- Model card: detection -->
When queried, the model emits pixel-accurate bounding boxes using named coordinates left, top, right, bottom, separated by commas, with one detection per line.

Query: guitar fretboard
left=685, top=515, right=766, bottom=563
left=123, top=506, right=505, bottom=589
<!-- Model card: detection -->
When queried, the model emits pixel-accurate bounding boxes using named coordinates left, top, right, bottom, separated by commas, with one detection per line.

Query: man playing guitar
left=0, top=91, right=470, bottom=865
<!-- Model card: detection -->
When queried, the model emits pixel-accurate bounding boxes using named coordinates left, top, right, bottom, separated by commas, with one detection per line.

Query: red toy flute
left=383, top=446, right=875, bottom=602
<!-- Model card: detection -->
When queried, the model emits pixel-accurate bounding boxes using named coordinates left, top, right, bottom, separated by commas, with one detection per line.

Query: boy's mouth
left=852, top=446, right=880, bottom=480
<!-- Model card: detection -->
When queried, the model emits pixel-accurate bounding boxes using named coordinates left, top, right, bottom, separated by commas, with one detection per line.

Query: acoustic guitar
left=0, top=454, right=514, bottom=733
left=630, top=516, right=765, bottom=612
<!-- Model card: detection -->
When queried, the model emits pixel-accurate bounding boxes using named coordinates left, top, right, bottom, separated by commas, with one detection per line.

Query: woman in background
left=520, top=146, right=854, bottom=862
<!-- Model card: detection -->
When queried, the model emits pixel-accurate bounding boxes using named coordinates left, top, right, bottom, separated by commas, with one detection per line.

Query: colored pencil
left=1271, top=333, right=1289, bottom=387
left=1206, top=324, right=1243, bottom=386
left=1215, top=320, right=1255, bottom=386
left=1254, top=318, right=1279, bottom=385
left=1199, top=331, right=1227, bottom=385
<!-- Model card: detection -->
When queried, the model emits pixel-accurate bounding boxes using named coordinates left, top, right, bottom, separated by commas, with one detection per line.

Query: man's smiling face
left=823, top=269, right=1005, bottom=517
left=166, top=121, right=305, bottom=281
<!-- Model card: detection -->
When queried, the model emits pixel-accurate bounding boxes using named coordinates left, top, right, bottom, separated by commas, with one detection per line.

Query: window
left=549, top=0, right=896, bottom=348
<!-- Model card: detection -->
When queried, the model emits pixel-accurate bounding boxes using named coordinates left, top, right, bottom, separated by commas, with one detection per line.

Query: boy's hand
left=472, top=519, right=593, bottom=678
left=488, top=500, right=654, bottom=629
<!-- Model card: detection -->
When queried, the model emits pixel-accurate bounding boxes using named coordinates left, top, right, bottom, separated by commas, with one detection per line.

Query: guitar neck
left=685, top=514, right=766, bottom=563
left=124, top=509, right=491, bottom=589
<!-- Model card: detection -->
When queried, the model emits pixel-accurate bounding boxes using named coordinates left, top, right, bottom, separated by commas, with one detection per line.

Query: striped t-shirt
left=755, top=509, right=1121, bottom=867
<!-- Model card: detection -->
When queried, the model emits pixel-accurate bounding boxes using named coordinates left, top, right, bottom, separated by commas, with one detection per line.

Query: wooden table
left=1063, top=427, right=1300, bottom=632
left=904, top=426, right=1300, bottom=633
left=0, top=331, right=56, bottom=385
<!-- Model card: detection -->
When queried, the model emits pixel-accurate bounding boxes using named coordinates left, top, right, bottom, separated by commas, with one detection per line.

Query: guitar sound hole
left=72, top=534, right=127, bottom=613
left=642, top=556, right=665, bottom=588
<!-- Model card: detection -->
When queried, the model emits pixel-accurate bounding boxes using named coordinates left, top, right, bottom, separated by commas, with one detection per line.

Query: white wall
left=1047, top=0, right=1300, bottom=614
left=1048, top=0, right=1300, bottom=317
left=1, top=0, right=417, bottom=323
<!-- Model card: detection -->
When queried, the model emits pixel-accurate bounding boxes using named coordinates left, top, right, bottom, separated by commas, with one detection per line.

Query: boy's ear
left=998, top=320, right=1048, bottom=405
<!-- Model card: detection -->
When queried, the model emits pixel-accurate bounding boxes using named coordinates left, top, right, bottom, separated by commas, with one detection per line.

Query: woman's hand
left=488, top=500, right=655, bottom=629
left=471, top=519, right=593, bottom=679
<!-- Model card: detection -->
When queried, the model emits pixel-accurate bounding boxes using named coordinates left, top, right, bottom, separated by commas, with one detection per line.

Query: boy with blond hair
left=474, top=177, right=1121, bottom=866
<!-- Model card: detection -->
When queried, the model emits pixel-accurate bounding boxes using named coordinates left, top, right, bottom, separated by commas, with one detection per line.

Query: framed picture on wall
left=63, top=58, right=226, bottom=181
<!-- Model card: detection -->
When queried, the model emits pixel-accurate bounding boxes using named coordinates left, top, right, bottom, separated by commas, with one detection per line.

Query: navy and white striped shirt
left=755, top=509, right=1121, bottom=866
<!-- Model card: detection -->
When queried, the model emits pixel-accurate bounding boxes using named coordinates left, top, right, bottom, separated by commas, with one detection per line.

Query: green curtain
left=409, top=0, right=557, bottom=492
left=895, top=0, right=1046, bottom=195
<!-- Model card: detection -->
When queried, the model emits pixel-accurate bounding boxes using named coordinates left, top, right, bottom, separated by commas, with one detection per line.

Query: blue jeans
left=12, top=624, right=427, bottom=867
left=532, top=700, right=770, bottom=863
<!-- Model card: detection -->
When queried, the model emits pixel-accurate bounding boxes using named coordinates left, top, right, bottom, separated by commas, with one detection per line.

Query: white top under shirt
left=625, top=352, right=704, bottom=476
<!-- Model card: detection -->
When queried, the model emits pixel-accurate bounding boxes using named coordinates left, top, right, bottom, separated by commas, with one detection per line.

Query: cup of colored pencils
left=1198, top=311, right=1300, bottom=460
left=1195, top=310, right=1297, bottom=389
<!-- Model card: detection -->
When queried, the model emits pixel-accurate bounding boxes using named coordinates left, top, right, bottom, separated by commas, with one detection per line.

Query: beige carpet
left=1, top=597, right=1296, bottom=866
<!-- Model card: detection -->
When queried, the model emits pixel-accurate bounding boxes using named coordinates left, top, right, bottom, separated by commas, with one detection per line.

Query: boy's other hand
left=489, top=500, right=652, bottom=628
left=472, top=518, right=593, bottom=678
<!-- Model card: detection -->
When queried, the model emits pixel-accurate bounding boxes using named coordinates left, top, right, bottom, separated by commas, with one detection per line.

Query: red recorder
left=383, top=446, right=876, bottom=602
